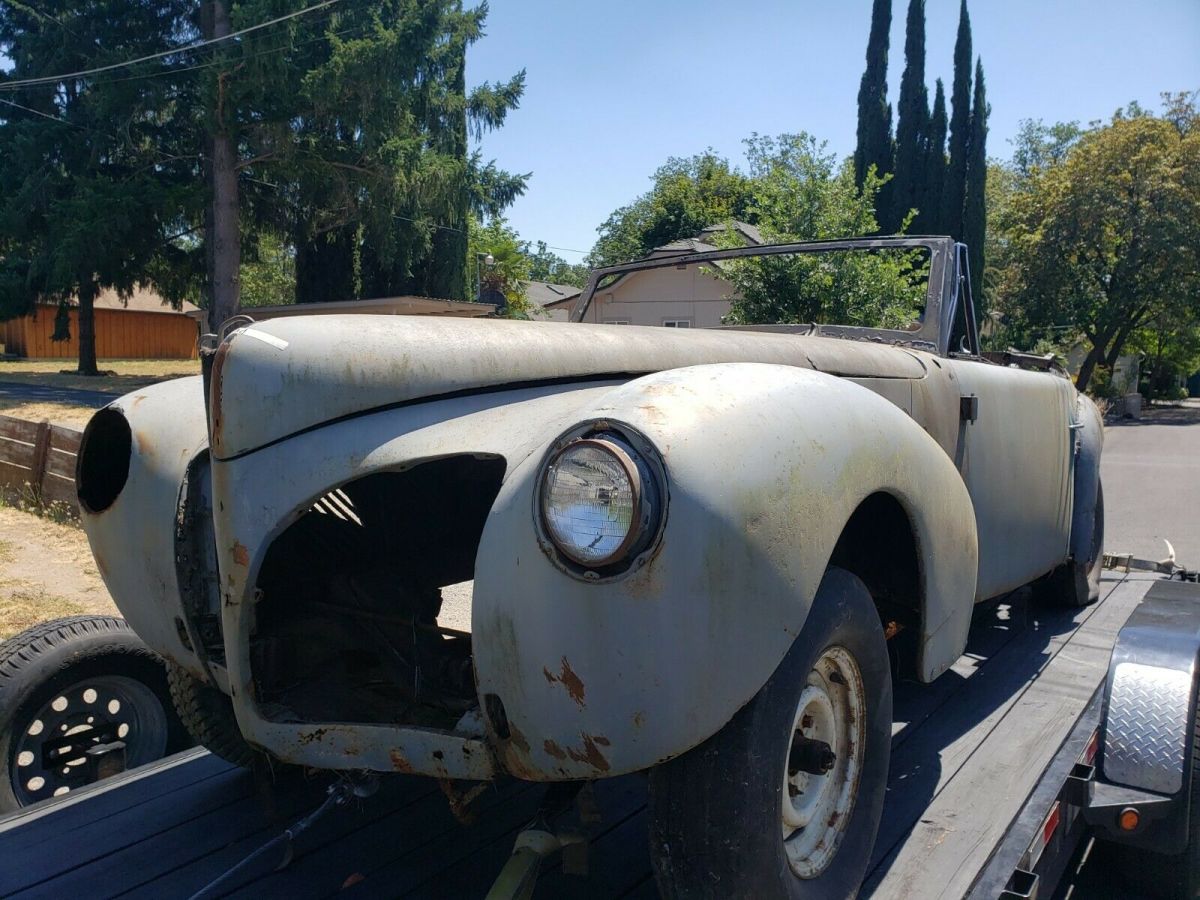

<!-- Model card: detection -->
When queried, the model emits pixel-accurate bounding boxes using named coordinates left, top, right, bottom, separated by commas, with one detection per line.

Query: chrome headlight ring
left=535, top=421, right=667, bottom=581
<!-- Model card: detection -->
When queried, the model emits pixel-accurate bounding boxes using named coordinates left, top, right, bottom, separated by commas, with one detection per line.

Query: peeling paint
left=231, top=541, right=249, bottom=567
left=543, top=656, right=586, bottom=708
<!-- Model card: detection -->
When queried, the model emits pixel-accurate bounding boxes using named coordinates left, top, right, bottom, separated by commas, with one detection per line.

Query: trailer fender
left=1092, top=579, right=1200, bottom=853
left=473, top=363, right=979, bottom=780
left=1068, top=394, right=1104, bottom=564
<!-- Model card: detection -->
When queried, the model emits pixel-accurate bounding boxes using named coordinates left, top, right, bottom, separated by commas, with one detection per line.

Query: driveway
left=0, top=381, right=114, bottom=409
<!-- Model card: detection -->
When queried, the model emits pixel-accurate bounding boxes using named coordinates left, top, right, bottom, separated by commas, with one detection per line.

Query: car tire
left=0, top=616, right=189, bottom=812
left=1034, top=482, right=1105, bottom=608
left=166, top=663, right=260, bottom=769
left=648, top=567, right=892, bottom=899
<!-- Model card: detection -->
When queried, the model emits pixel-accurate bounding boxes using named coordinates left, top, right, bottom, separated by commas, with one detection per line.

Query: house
left=523, top=281, right=583, bottom=322
left=1, top=287, right=201, bottom=359
left=544, top=222, right=761, bottom=327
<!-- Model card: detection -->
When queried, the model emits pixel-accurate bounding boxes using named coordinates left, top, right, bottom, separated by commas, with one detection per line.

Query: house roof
left=698, top=220, right=764, bottom=246
left=648, top=238, right=719, bottom=257
left=38, top=286, right=200, bottom=315
left=523, top=281, right=582, bottom=308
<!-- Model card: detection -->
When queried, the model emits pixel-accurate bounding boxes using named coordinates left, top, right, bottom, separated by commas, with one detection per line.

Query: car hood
left=209, top=315, right=927, bottom=459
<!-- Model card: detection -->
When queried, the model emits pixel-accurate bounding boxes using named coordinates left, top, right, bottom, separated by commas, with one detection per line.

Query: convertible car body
left=77, top=237, right=1102, bottom=848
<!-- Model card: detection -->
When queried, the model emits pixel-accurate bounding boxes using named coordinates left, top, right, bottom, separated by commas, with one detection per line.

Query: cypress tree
left=919, top=79, right=947, bottom=234
left=854, top=0, right=893, bottom=231
left=963, top=58, right=989, bottom=294
left=890, top=0, right=929, bottom=233
left=944, top=0, right=972, bottom=241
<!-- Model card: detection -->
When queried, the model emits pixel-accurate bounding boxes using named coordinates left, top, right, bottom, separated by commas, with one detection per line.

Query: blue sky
left=468, top=0, right=1200, bottom=259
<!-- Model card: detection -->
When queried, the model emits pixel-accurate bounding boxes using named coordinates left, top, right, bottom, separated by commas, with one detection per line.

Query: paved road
left=1101, top=399, right=1200, bottom=568
left=0, top=380, right=115, bottom=408
left=1052, top=399, right=1200, bottom=900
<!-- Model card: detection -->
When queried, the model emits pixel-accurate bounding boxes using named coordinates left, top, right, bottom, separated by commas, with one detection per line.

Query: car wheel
left=0, top=616, right=189, bottom=812
left=166, top=663, right=260, bottom=769
left=1034, top=482, right=1105, bottom=608
left=648, top=567, right=892, bottom=899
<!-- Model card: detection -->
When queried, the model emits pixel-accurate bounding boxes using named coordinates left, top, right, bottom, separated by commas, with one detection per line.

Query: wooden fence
left=0, top=415, right=82, bottom=512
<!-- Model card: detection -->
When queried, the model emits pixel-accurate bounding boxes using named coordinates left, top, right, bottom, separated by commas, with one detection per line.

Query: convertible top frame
left=572, top=235, right=976, bottom=357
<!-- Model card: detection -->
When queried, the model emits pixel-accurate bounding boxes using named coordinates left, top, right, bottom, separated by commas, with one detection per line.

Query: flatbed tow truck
left=2, top=563, right=1197, bottom=899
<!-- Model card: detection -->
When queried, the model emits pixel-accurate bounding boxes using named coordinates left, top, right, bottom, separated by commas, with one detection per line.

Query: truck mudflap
left=1086, top=578, right=1200, bottom=854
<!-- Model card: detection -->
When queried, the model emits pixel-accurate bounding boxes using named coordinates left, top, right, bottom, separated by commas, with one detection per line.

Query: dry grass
left=0, top=358, right=200, bottom=394
left=0, top=400, right=97, bottom=430
left=0, top=507, right=115, bottom=640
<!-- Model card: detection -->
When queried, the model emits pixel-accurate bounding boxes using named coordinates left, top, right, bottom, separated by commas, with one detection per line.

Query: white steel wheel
left=781, top=646, right=866, bottom=878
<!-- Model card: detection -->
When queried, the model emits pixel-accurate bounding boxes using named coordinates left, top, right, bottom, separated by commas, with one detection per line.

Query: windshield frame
left=572, top=235, right=958, bottom=355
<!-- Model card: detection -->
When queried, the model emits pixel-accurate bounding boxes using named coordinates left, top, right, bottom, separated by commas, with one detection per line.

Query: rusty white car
left=76, top=237, right=1103, bottom=897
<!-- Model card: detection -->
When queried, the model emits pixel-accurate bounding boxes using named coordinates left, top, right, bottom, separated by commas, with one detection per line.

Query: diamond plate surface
left=1105, top=662, right=1190, bottom=794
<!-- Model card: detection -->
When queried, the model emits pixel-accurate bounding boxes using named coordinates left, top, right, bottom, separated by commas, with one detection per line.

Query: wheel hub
left=11, top=675, right=168, bottom=807
left=781, top=645, right=867, bottom=879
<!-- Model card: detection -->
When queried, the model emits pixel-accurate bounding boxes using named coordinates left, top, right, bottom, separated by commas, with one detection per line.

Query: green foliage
left=721, top=134, right=925, bottom=328
left=992, top=96, right=1200, bottom=392
left=853, top=0, right=893, bottom=223
left=0, top=0, right=200, bottom=374
left=524, top=242, right=588, bottom=287
left=240, top=232, right=296, bottom=308
left=943, top=0, right=972, bottom=241
left=889, top=0, right=929, bottom=234
left=468, top=216, right=530, bottom=316
left=963, top=58, right=989, bottom=295
left=1010, top=119, right=1083, bottom=180
left=589, top=152, right=756, bottom=267
left=919, top=79, right=947, bottom=235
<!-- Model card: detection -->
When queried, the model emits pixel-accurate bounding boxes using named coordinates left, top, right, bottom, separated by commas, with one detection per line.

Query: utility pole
left=202, top=0, right=240, bottom=331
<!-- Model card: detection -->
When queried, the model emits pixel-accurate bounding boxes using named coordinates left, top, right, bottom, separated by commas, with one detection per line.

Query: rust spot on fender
left=298, top=728, right=328, bottom=746
left=632, top=711, right=646, bottom=728
left=389, top=749, right=415, bottom=774
left=232, top=541, right=249, bottom=567
left=543, top=739, right=567, bottom=760
left=543, top=657, right=586, bottom=708
left=565, top=734, right=611, bottom=773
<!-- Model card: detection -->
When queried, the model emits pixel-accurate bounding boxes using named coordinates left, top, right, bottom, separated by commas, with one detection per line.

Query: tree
left=943, top=0, right=972, bottom=241
left=888, top=0, right=929, bottom=234
left=0, top=0, right=199, bottom=374
left=963, top=58, right=988, bottom=293
left=919, top=79, right=947, bottom=235
left=722, top=134, right=927, bottom=328
left=1010, top=119, right=1083, bottom=181
left=240, top=232, right=296, bottom=307
left=468, top=216, right=530, bottom=315
left=997, top=101, right=1200, bottom=392
left=853, top=0, right=893, bottom=228
left=589, top=151, right=756, bottom=267
left=524, top=242, right=588, bottom=287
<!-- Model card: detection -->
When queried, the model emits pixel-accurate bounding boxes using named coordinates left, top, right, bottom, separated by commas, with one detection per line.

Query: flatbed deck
left=0, top=573, right=1153, bottom=899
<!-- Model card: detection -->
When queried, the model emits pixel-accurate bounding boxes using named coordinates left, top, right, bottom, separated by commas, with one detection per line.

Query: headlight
left=539, top=430, right=663, bottom=573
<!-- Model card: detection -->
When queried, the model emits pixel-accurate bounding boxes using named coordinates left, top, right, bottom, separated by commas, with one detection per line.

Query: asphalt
left=1101, top=398, right=1200, bottom=569
left=0, top=381, right=115, bottom=408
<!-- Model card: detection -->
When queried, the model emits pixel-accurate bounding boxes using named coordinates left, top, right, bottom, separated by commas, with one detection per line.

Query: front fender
left=473, top=363, right=978, bottom=780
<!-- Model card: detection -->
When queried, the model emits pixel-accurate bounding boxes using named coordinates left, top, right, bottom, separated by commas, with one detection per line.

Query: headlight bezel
left=534, top=421, right=667, bottom=581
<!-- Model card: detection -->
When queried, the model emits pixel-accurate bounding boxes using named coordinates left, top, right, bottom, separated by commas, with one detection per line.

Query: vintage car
left=76, top=236, right=1103, bottom=897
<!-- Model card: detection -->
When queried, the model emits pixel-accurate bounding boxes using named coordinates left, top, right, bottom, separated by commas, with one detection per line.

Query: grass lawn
left=0, top=357, right=200, bottom=394
left=0, top=400, right=97, bottom=430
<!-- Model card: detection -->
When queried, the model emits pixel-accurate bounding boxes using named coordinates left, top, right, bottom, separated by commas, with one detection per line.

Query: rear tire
left=0, top=616, right=188, bottom=811
left=1034, top=482, right=1105, bottom=608
left=648, top=568, right=892, bottom=898
left=166, top=663, right=258, bottom=768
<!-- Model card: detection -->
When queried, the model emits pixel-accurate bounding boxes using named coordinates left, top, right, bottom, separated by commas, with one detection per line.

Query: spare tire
left=0, top=616, right=189, bottom=811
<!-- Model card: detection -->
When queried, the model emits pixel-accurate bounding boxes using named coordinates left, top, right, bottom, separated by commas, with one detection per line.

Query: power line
left=0, top=0, right=342, bottom=91
left=0, top=96, right=84, bottom=127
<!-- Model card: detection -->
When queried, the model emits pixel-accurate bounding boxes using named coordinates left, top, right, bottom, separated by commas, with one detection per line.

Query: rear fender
left=472, top=363, right=979, bottom=780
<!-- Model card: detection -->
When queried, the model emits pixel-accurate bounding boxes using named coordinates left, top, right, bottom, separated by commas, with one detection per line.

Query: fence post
left=29, top=420, right=51, bottom=496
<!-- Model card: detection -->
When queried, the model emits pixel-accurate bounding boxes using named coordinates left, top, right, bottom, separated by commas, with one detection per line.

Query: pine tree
left=853, top=0, right=893, bottom=230
left=963, top=58, right=989, bottom=295
left=944, top=0, right=972, bottom=241
left=919, top=79, right=947, bottom=234
left=890, top=0, right=929, bottom=233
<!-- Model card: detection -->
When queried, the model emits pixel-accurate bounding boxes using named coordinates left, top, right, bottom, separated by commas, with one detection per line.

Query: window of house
left=603, top=319, right=631, bottom=325
left=663, top=319, right=692, bottom=328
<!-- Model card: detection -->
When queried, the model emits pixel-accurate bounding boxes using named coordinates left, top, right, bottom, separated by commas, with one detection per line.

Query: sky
left=467, top=0, right=1200, bottom=260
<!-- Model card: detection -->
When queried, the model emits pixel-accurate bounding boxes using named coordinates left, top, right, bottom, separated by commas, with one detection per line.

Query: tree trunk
left=1075, top=342, right=1105, bottom=393
left=76, top=280, right=99, bottom=376
left=204, top=0, right=240, bottom=330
